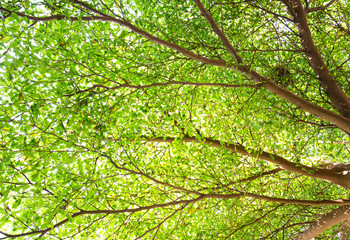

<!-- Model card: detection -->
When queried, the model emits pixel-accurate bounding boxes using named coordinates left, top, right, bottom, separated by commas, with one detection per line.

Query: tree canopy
left=1, top=0, right=350, bottom=239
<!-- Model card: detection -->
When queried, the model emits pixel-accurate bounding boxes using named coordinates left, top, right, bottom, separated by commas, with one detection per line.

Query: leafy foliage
left=1, top=0, right=350, bottom=239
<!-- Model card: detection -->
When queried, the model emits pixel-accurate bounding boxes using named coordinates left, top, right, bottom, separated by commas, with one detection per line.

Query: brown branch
left=193, top=0, right=243, bottom=63
left=262, top=221, right=314, bottom=239
left=71, top=1, right=229, bottom=68
left=224, top=204, right=285, bottom=239
left=192, top=0, right=350, bottom=132
left=237, top=168, right=283, bottom=183
left=284, top=0, right=350, bottom=118
left=200, top=168, right=283, bottom=192
left=242, top=193, right=350, bottom=206
left=294, top=119, right=336, bottom=128
left=103, top=154, right=201, bottom=195
left=247, top=3, right=294, bottom=22
left=246, top=69, right=350, bottom=133
left=72, top=0, right=111, bottom=17
left=134, top=135, right=350, bottom=188
left=238, top=48, right=302, bottom=52
left=0, top=196, right=206, bottom=239
left=135, top=205, right=186, bottom=239
left=305, top=0, right=337, bottom=13
left=2, top=192, right=350, bottom=238
left=103, top=140, right=282, bottom=193
left=293, top=206, right=350, bottom=240
left=3, top=5, right=350, bottom=132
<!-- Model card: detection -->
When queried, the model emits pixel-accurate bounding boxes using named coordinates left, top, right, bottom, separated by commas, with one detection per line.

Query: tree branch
left=71, top=1, right=229, bottom=68
left=199, top=168, right=283, bottom=192
left=135, top=205, right=186, bottom=239
left=193, top=0, right=243, bottom=64
left=237, top=168, right=283, bottom=183
left=283, top=0, right=350, bottom=118
left=293, top=206, right=350, bottom=240
left=305, top=0, right=337, bottom=13
left=103, top=153, right=202, bottom=195
left=2, top=191, right=350, bottom=238
left=190, top=0, right=350, bottom=132
left=0, top=7, right=106, bottom=22
left=246, top=2, right=294, bottom=22
left=132, top=135, right=350, bottom=188
left=3, top=4, right=350, bottom=132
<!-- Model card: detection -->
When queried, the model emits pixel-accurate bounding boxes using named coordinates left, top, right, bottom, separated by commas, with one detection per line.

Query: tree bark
left=284, top=0, right=350, bottom=118
left=133, top=135, right=350, bottom=188
left=3, top=4, right=350, bottom=133
left=294, top=206, right=350, bottom=240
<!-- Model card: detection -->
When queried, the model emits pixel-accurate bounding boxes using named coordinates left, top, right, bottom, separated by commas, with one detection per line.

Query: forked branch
left=2, top=192, right=350, bottom=239
left=2, top=4, right=350, bottom=132
left=193, top=0, right=350, bottom=132
left=283, top=0, right=350, bottom=118
left=108, top=135, right=350, bottom=188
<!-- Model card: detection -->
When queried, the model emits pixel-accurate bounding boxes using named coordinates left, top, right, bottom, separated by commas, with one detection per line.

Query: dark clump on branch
left=273, top=66, right=292, bottom=88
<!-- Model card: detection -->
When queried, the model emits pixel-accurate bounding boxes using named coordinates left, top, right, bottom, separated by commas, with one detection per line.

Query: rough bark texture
left=294, top=206, right=350, bottom=240
left=142, top=136, right=350, bottom=188
left=286, top=0, right=350, bottom=118
left=3, top=4, right=350, bottom=133
left=193, top=0, right=350, bottom=133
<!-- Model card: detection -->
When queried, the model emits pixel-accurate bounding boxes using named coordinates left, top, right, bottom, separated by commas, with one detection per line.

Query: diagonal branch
left=283, top=0, right=350, bottom=118
left=190, top=1, right=350, bottom=132
left=293, top=206, right=350, bottom=240
left=0, top=6, right=227, bottom=68
left=103, top=153, right=202, bottom=195
left=199, top=168, right=283, bottom=192
left=134, top=135, right=350, bottom=188
left=236, top=168, right=283, bottom=183
left=135, top=205, right=186, bottom=239
left=305, top=0, right=337, bottom=13
left=193, top=0, right=242, bottom=63
left=0, top=7, right=106, bottom=22
left=2, top=192, right=350, bottom=238
left=71, top=1, right=228, bottom=68
left=2, top=4, right=350, bottom=132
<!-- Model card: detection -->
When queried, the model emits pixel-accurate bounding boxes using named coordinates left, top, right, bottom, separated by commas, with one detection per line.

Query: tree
left=0, top=0, right=350, bottom=238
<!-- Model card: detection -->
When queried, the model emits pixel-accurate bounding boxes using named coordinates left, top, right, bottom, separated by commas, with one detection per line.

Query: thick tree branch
left=2, top=192, right=350, bottom=238
left=191, top=1, right=350, bottom=133
left=192, top=0, right=350, bottom=132
left=294, top=206, right=350, bottom=240
left=2, top=4, right=350, bottom=132
left=135, top=135, right=350, bottom=188
left=284, top=0, right=350, bottom=118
